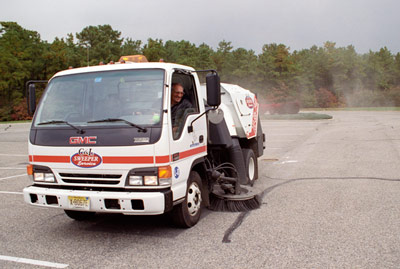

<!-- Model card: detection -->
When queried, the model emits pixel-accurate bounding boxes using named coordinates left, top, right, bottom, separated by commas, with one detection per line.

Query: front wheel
left=171, top=171, right=202, bottom=228
left=64, top=210, right=95, bottom=221
left=242, top=148, right=258, bottom=186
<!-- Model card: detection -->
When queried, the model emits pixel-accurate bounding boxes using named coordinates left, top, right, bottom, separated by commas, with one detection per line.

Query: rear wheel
left=171, top=171, right=202, bottom=228
left=64, top=210, right=95, bottom=221
left=242, top=148, right=257, bottom=186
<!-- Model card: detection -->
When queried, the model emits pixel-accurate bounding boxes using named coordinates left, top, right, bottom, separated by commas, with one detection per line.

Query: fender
left=189, top=156, right=210, bottom=207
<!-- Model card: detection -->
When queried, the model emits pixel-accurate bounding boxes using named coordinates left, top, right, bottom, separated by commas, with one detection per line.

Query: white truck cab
left=24, top=61, right=212, bottom=225
left=24, top=57, right=264, bottom=227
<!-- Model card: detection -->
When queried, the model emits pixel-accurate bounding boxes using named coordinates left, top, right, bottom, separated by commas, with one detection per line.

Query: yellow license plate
left=68, top=196, right=90, bottom=210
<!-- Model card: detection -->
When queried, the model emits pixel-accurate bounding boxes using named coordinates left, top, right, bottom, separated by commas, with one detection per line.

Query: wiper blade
left=37, top=120, right=85, bottom=134
left=87, top=118, right=147, bottom=132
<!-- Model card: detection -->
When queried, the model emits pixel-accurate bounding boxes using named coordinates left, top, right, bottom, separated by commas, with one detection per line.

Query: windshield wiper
left=87, top=118, right=147, bottom=132
left=37, top=120, right=85, bottom=134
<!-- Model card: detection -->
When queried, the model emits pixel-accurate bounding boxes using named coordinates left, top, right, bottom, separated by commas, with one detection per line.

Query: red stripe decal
left=33, top=155, right=70, bottom=163
left=156, top=155, right=170, bottom=163
left=103, top=156, right=153, bottom=164
left=179, top=145, right=207, bottom=159
left=31, top=146, right=206, bottom=165
left=247, top=96, right=259, bottom=138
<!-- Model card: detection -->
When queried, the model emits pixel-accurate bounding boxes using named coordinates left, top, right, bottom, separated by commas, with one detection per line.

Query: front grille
left=59, top=173, right=121, bottom=179
left=59, top=173, right=122, bottom=185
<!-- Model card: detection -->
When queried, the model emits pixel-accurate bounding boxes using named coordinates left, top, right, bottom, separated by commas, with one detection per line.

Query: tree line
left=1, top=22, right=400, bottom=121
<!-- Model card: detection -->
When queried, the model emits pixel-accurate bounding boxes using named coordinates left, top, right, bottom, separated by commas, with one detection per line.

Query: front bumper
left=23, top=186, right=173, bottom=215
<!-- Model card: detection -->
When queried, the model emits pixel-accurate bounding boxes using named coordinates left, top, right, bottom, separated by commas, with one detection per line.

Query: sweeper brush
left=209, top=185, right=261, bottom=212
left=206, top=166, right=261, bottom=212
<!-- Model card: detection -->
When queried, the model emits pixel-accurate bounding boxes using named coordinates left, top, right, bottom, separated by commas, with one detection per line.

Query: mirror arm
left=188, top=107, right=216, bottom=133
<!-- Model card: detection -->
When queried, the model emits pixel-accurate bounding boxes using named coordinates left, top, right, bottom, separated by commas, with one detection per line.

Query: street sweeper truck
left=23, top=56, right=265, bottom=228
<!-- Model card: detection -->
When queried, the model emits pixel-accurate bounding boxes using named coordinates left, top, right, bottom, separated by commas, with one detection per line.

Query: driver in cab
left=171, top=83, right=192, bottom=136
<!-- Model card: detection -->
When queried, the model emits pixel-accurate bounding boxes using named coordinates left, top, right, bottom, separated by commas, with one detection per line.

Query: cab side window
left=171, top=73, right=199, bottom=139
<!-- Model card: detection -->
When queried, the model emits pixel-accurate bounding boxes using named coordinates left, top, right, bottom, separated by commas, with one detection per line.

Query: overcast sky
left=2, top=0, right=399, bottom=54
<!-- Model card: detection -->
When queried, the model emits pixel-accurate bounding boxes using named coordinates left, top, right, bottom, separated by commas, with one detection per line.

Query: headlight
left=127, top=166, right=172, bottom=187
left=28, top=165, right=56, bottom=183
left=143, top=176, right=158, bottom=186
left=128, top=175, right=158, bottom=186
left=129, top=175, right=143, bottom=186
left=34, top=172, right=55, bottom=182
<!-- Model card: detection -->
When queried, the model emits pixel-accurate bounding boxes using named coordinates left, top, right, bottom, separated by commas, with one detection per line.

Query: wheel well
left=190, top=158, right=210, bottom=207
left=239, top=137, right=258, bottom=154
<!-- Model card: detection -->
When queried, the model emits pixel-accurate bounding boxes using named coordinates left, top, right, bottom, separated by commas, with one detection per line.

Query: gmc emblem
left=69, top=136, right=97, bottom=145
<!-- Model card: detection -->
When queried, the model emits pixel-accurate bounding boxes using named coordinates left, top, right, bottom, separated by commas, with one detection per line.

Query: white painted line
left=268, top=134, right=303, bottom=136
left=268, top=140, right=296, bottom=142
left=0, top=191, right=22, bottom=195
left=0, top=130, right=30, bottom=134
left=0, top=255, right=68, bottom=268
left=266, top=127, right=315, bottom=129
left=0, top=174, right=26, bottom=181
left=0, top=153, right=27, bottom=157
left=280, top=160, right=299, bottom=164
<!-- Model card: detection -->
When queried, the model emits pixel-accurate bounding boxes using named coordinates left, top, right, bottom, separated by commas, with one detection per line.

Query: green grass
left=262, top=112, right=333, bottom=120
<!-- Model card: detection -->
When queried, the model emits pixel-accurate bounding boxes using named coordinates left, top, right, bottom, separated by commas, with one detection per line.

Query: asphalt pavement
left=0, top=111, right=400, bottom=268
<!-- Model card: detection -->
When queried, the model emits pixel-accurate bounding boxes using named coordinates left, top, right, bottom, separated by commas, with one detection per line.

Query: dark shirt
left=171, top=98, right=192, bottom=126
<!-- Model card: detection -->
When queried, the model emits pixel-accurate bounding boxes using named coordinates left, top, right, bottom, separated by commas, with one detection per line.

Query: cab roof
left=52, top=62, right=195, bottom=79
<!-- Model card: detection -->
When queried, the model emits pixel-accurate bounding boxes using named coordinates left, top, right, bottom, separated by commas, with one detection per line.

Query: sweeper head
left=205, top=161, right=261, bottom=212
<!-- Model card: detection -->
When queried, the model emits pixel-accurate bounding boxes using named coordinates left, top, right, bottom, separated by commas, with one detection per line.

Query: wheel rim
left=248, top=156, right=255, bottom=181
left=187, top=182, right=202, bottom=216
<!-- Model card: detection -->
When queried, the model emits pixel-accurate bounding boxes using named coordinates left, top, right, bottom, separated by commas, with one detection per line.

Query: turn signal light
left=158, top=166, right=172, bottom=179
left=27, top=164, right=33, bottom=175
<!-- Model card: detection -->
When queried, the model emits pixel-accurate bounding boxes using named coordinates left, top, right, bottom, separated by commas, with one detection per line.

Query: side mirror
left=28, top=83, right=36, bottom=115
left=206, top=72, right=221, bottom=107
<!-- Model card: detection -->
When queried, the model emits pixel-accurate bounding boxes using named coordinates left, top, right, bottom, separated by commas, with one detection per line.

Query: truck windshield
left=33, top=69, right=164, bottom=127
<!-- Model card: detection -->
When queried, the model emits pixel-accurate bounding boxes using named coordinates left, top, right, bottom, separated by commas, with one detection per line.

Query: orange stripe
left=156, top=155, right=170, bottom=163
left=179, top=145, right=207, bottom=159
left=31, top=146, right=207, bottom=165
left=103, top=156, right=153, bottom=164
left=33, top=155, right=70, bottom=163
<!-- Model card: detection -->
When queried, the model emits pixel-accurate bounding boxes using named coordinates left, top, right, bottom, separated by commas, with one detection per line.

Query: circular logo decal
left=71, top=150, right=102, bottom=168
left=245, top=96, right=254, bottom=108
left=174, top=166, right=180, bottom=179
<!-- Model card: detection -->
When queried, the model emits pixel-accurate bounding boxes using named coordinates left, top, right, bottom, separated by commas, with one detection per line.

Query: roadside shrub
left=300, top=91, right=317, bottom=108
left=316, top=88, right=338, bottom=108
left=387, top=87, right=400, bottom=106
left=0, top=105, right=12, bottom=121
left=11, top=100, right=32, bottom=120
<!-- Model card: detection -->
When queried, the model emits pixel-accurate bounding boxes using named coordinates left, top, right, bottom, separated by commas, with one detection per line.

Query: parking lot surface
left=1, top=111, right=400, bottom=268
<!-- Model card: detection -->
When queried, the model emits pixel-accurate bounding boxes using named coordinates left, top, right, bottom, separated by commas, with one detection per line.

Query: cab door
left=168, top=71, right=207, bottom=200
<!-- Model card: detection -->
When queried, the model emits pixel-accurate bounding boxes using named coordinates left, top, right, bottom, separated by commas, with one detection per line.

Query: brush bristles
left=208, top=194, right=261, bottom=212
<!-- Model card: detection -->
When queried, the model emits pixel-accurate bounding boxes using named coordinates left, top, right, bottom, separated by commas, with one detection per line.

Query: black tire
left=171, top=171, right=203, bottom=228
left=242, top=148, right=258, bottom=186
left=64, top=210, right=95, bottom=221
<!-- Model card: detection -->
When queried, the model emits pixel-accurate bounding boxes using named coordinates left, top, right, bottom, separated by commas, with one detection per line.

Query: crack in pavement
left=222, top=176, right=400, bottom=243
